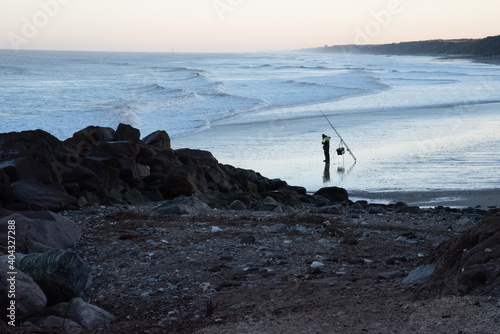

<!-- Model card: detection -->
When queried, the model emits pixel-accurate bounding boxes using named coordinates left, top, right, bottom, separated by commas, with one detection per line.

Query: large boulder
left=10, top=180, right=77, bottom=211
left=143, top=130, right=171, bottom=151
left=313, top=187, right=349, bottom=204
left=165, top=165, right=199, bottom=199
left=113, top=123, right=141, bottom=142
left=23, top=212, right=82, bottom=253
left=18, top=249, right=91, bottom=305
left=63, top=126, right=115, bottom=157
left=421, top=209, right=500, bottom=296
left=175, top=148, right=219, bottom=168
left=0, top=262, right=47, bottom=322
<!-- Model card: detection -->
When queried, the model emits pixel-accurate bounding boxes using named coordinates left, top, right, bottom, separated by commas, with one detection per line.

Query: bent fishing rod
left=318, top=107, right=357, bottom=163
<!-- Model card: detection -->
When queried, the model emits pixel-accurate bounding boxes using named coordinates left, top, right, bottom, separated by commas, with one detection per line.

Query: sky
left=1, top=0, right=499, bottom=53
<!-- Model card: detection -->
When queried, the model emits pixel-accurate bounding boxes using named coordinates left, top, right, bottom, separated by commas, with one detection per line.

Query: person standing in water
left=322, top=134, right=331, bottom=162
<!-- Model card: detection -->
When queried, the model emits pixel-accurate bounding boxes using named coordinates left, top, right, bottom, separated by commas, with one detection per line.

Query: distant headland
left=309, top=35, right=500, bottom=58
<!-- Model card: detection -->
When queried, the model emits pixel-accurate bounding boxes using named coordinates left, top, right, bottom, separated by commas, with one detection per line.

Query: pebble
left=311, top=261, right=325, bottom=268
left=485, top=248, right=493, bottom=253
left=211, top=226, right=223, bottom=233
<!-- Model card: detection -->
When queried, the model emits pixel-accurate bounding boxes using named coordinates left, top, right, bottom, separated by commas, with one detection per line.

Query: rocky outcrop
left=419, top=209, right=500, bottom=297
left=0, top=124, right=319, bottom=212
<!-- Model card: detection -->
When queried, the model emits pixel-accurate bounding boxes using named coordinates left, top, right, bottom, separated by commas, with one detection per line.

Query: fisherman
left=322, top=134, right=331, bottom=162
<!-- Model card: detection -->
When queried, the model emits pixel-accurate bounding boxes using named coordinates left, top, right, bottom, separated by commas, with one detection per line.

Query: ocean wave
left=0, top=65, right=30, bottom=75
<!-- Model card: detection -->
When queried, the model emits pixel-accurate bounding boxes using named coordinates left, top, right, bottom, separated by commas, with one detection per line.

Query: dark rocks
left=420, top=209, right=500, bottom=296
left=0, top=123, right=323, bottom=212
left=142, top=130, right=171, bottom=151
left=18, top=249, right=91, bottom=305
left=113, top=123, right=141, bottom=142
left=402, top=264, right=436, bottom=284
left=67, top=297, right=116, bottom=330
left=313, top=187, right=349, bottom=203
left=0, top=212, right=82, bottom=254
left=0, top=262, right=47, bottom=322
left=11, top=180, right=77, bottom=211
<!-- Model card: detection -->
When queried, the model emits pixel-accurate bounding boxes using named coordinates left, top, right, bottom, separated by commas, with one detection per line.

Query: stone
left=18, top=249, right=91, bottom=305
left=403, top=264, right=436, bottom=284
left=311, top=261, right=325, bottom=268
left=211, top=226, right=223, bottom=233
left=142, top=130, right=171, bottom=151
left=25, top=212, right=82, bottom=253
left=313, top=187, right=349, bottom=203
left=267, top=224, right=288, bottom=233
left=27, top=316, right=81, bottom=329
left=0, top=262, right=47, bottom=321
left=154, top=196, right=213, bottom=215
left=230, top=200, right=247, bottom=210
left=420, top=209, right=500, bottom=296
left=378, top=270, right=404, bottom=280
left=63, top=126, right=115, bottom=156
left=113, top=123, right=141, bottom=142
left=175, top=148, right=219, bottom=168
left=164, top=165, right=199, bottom=198
left=11, top=180, right=77, bottom=211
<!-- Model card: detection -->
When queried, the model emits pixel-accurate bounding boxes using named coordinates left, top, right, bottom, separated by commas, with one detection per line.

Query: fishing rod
left=318, top=107, right=357, bottom=163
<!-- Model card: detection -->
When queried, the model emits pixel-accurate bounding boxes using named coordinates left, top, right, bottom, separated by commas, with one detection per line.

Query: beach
left=174, top=100, right=500, bottom=209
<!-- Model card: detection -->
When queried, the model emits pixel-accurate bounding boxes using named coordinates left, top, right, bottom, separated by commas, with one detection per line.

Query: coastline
left=175, top=100, right=500, bottom=209
left=349, top=188, right=500, bottom=209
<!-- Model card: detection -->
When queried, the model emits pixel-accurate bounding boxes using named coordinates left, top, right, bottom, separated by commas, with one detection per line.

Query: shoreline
left=348, top=188, right=500, bottom=209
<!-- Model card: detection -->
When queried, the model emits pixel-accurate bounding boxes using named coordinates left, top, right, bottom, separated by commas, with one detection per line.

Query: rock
left=313, top=187, right=349, bottom=203
left=30, top=316, right=82, bottom=329
left=142, top=130, right=171, bottom=151
left=378, top=270, right=404, bottom=280
left=0, top=212, right=82, bottom=254
left=368, top=205, right=387, bottom=215
left=113, top=123, right=141, bottom=142
left=18, top=249, right=91, bottom=305
left=11, top=180, right=77, bottom=211
left=175, top=148, right=218, bottom=168
left=164, top=165, right=199, bottom=198
left=307, top=267, right=322, bottom=275
left=68, top=298, right=115, bottom=330
left=403, top=264, right=436, bottom=284
left=267, top=224, right=288, bottom=233
left=154, top=196, right=213, bottom=215
left=27, top=212, right=82, bottom=253
left=211, top=226, right=223, bottom=233
left=94, top=141, right=141, bottom=159
left=311, top=261, right=325, bottom=268
left=230, top=200, right=247, bottom=210
left=420, top=209, right=500, bottom=296
left=63, top=126, right=115, bottom=156
left=239, top=234, right=256, bottom=245
left=0, top=262, right=47, bottom=322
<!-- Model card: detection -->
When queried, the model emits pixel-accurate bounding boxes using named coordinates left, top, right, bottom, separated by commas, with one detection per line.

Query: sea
left=1, top=49, right=500, bottom=194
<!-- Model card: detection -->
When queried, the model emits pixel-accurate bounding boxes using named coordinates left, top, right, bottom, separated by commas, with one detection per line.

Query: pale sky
left=1, top=0, right=499, bottom=52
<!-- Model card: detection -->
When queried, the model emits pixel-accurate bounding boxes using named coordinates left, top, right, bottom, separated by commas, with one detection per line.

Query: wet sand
left=349, top=188, right=500, bottom=209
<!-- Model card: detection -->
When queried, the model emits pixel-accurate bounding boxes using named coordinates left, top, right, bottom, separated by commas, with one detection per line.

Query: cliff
left=315, top=35, right=500, bottom=57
